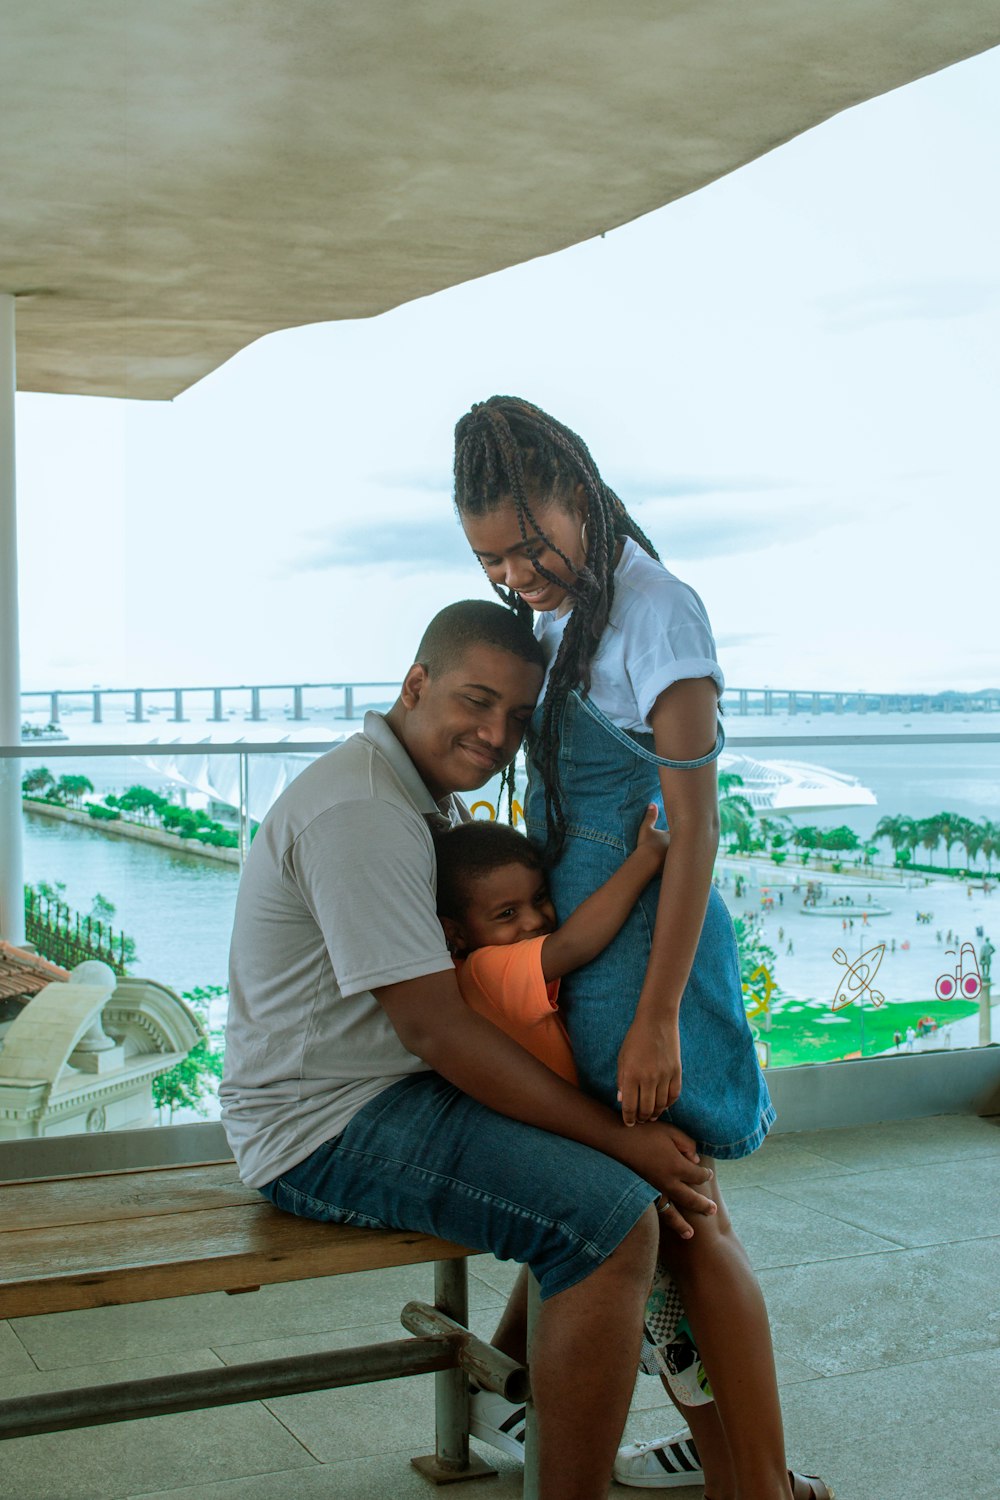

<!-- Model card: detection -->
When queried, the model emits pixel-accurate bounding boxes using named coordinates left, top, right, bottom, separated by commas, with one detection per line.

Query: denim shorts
left=258, top=1072, right=658, bottom=1301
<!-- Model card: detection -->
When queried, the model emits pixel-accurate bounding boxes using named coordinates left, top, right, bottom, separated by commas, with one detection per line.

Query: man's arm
left=541, top=803, right=669, bottom=982
left=375, top=967, right=714, bottom=1238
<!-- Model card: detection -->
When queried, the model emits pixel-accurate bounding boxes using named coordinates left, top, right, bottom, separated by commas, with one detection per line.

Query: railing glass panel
left=2, top=733, right=998, bottom=1144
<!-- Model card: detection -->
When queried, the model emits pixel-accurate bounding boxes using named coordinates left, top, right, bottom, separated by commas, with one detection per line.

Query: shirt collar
left=363, top=710, right=462, bottom=829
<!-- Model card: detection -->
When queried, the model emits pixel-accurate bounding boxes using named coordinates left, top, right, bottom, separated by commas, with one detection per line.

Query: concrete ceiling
left=3, top=2, right=999, bottom=401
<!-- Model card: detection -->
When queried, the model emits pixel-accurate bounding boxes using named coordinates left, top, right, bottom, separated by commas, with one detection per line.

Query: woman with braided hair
left=451, top=397, right=832, bottom=1500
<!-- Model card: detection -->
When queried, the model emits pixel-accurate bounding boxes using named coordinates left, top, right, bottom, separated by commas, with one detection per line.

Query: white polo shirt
left=221, top=712, right=462, bottom=1188
left=535, top=537, right=724, bottom=730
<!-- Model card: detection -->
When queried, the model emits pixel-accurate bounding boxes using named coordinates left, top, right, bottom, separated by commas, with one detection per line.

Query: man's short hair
left=434, top=821, right=543, bottom=919
left=414, top=600, right=544, bottom=677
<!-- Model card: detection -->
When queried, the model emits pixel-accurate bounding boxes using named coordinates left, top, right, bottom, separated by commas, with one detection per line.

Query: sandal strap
left=789, top=1472, right=835, bottom=1500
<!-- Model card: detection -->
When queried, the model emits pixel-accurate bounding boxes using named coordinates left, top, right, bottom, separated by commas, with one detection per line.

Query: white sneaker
left=468, top=1386, right=527, bottom=1461
left=613, top=1430, right=705, bottom=1489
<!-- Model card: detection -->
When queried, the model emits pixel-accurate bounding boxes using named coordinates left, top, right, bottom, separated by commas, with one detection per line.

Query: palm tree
left=759, top=815, right=795, bottom=850
left=979, top=820, right=999, bottom=876
left=718, top=772, right=755, bottom=851
left=934, top=811, right=966, bottom=870
left=22, top=766, right=55, bottom=797
left=874, top=814, right=916, bottom=867
left=56, top=773, right=94, bottom=807
left=957, top=818, right=983, bottom=871
left=916, top=816, right=942, bottom=867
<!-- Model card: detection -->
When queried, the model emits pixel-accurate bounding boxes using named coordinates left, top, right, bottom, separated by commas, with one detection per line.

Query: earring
left=580, top=520, right=589, bottom=554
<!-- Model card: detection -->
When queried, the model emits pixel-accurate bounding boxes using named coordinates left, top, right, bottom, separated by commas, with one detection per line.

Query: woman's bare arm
left=616, top=676, right=722, bottom=1126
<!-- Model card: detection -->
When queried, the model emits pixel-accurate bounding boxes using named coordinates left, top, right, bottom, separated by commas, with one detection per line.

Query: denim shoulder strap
left=572, top=689, right=725, bottom=769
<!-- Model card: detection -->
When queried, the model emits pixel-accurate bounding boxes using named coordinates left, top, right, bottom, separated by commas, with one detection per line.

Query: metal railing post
left=238, top=754, right=251, bottom=867
left=0, top=294, right=24, bottom=943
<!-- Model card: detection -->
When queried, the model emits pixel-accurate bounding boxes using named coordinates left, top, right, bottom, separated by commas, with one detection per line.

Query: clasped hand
left=625, top=1120, right=715, bottom=1240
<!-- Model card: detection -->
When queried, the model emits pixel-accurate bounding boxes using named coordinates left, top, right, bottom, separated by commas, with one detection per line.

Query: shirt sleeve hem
left=638, top=658, right=725, bottom=724
left=340, top=952, right=455, bottom=998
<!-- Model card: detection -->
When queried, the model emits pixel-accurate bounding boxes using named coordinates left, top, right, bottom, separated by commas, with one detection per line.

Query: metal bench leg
left=522, top=1271, right=541, bottom=1500
left=411, top=1258, right=497, bottom=1484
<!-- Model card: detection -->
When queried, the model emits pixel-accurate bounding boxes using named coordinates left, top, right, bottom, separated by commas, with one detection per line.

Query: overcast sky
left=14, top=45, right=1000, bottom=696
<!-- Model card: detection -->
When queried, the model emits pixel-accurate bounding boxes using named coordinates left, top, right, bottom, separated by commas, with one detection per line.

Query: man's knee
left=609, top=1203, right=659, bottom=1277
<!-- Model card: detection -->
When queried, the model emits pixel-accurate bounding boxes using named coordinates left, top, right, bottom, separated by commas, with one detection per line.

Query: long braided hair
left=453, top=396, right=660, bottom=861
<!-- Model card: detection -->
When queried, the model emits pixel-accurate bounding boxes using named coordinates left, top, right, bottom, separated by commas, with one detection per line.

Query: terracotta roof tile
left=0, top=943, right=70, bottom=1003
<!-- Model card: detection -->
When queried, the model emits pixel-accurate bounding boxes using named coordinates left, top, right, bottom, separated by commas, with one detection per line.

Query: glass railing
left=2, top=728, right=998, bottom=1142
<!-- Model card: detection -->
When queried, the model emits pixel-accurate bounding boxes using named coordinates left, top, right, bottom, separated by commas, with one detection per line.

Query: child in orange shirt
left=435, top=804, right=668, bottom=1087
left=434, top=808, right=718, bottom=1484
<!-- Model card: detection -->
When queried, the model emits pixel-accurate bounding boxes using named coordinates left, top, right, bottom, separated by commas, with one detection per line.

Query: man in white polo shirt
left=222, top=600, right=714, bottom=1500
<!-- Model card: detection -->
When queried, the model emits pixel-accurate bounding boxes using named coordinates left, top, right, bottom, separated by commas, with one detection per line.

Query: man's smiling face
left=397, top=643, right=543, bottom=801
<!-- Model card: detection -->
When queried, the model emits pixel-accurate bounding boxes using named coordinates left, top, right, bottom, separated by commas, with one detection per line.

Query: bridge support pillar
left=344, top=686, right=355, bottom=719
left=132, top=690, right=145, bottom=723
left=250, top=688, right=262, bottom=721
left=210, top=689, right=224, bottom=721
left=49, top=692, right=60, bottom=724
left=171, top=690, right=187, bottom=722
left=293, top=686, right=305, bottom=720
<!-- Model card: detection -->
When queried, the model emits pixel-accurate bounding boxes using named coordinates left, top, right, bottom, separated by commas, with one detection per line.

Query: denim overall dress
left=524, top=690, right=775, bottom=1160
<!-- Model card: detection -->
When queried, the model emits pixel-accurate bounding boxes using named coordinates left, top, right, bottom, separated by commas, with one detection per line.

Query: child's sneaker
left=640, top=1261, right=713, bottom=1408
left=468, top=1386, right=527, bottom=1460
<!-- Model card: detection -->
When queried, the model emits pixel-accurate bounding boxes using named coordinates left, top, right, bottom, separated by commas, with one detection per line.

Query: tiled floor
left=3, top=1114, right=998, bottom=1500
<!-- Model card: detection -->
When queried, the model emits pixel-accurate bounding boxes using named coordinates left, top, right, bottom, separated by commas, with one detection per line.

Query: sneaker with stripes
left=613, top=1431, right=705, bottom=1489
left=470, top=1388, right=704, bottom=1490
left=468, top=1387, right=528, bottom=1461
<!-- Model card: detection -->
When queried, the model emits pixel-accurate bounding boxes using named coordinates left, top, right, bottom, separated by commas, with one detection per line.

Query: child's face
left=451, top=861, right=557, bottom=954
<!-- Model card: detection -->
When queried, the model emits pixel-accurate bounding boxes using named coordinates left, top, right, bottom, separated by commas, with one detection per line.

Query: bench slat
left=1, top=1161, right=475, bottom=1321
left=1, top=1163, right=259, bottom=1231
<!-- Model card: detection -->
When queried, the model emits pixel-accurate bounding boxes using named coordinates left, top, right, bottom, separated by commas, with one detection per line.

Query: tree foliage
left=152, top=985, right=227, bottom=1122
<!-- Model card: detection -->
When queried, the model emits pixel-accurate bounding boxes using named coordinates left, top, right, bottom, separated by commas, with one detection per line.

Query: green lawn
left=758, top=995, right=980, bottom=1068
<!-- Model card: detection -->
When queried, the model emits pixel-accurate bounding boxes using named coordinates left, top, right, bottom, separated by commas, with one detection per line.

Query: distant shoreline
left=22, top=800, right=240, bottom=865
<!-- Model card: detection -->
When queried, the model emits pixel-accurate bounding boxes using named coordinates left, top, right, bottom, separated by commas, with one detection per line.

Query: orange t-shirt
left=454, top=936, right=579, bottom=1086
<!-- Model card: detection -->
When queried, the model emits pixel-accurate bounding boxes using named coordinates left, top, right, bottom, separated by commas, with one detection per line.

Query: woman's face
left=462, top=493, right=587, bottom=615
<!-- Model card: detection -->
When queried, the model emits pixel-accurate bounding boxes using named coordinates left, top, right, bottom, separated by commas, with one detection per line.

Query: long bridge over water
left=19, top=681, right=1000, bottom=728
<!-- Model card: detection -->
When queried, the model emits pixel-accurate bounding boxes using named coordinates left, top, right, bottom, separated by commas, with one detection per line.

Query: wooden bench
left=0, top=1159, right=537, bottom=1490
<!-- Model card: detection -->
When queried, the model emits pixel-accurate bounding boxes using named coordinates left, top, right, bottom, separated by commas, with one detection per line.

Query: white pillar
left=0, top=293, right=25, bottom=944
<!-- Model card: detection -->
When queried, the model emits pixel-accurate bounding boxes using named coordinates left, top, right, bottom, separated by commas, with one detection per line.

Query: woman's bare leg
left=657, top=1383, right=736, bottom=1500
left=657, top=1170, right=793, bottom=1500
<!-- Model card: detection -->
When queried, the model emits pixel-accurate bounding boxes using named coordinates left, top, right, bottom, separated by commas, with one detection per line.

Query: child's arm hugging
left=540, top=804, right=669, bottom=983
